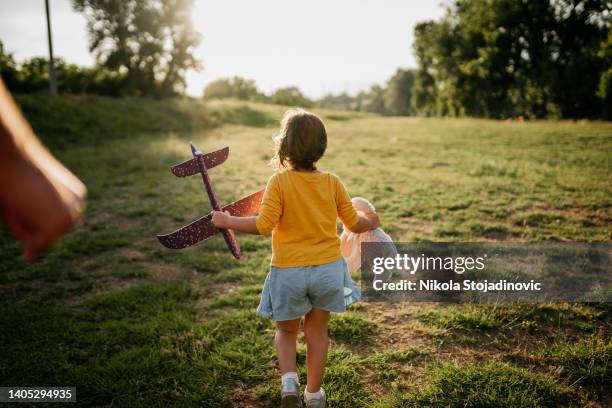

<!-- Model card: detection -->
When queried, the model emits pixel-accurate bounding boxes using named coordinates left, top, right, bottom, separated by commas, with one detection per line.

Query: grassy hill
left=1, top=95, right=610, bottom=407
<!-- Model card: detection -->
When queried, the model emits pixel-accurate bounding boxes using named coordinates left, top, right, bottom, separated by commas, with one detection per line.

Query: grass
left=545, top=337, right=611, bottom=386
left=0, top=94, right=610, bottom=406
left=328, top=312, right=378, bottom=344
left=410, top=303, right=607, bottom=337
left=385, top=363, right=572, bottom=407
left=362, top=347, right=428, bottom=386
left=413, top=305, right=503, bottom=333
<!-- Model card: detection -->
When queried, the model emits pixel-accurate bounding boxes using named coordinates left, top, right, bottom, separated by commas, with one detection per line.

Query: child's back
left=256, top=170, right=360, bottom=268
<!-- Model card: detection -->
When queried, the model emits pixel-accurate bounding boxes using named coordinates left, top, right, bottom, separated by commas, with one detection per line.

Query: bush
left=269, top=86, right=313, bottom=108
left=203, top=76, right=266, bottom=101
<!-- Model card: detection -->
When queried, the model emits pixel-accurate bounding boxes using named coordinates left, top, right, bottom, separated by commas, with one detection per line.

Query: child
left=211, top=109, right=379, bottom=408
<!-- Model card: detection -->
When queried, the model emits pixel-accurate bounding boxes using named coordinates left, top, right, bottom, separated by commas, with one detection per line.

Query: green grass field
left=1, top=95, right=610, bottom=407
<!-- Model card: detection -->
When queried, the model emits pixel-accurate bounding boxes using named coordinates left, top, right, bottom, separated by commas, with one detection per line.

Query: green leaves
left=412, top=0, right=612, bottom=119
left=72, top=0, right=201, bottom=96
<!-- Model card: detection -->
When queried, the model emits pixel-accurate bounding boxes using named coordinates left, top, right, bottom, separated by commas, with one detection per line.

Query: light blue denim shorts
left=257, top=257, right=361, bottom=321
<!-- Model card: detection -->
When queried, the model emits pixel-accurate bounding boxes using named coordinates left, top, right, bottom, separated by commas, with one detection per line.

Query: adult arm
left=0, top=79, right=87, bottom=260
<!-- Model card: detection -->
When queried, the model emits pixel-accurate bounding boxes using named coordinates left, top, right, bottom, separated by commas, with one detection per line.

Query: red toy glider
left=156, top=143, right=264, bottom=259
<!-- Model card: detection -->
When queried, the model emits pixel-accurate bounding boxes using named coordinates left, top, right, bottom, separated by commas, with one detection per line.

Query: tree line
left=1, top=41, right=126, bottom=96
left=207, top=0, right=612, bottom=119
left=203, top=77, right=315, bottom=108
left=1, top=0, right=200, bottom=97
left=201, top=70, right=416, bottom=116
left=318, top=69, right=416, bottom=116
left=410, top=0, right=611, bottom=119
left=1, top=0, right=610, bottom=118
left=320, top=0, right=611, bottom=119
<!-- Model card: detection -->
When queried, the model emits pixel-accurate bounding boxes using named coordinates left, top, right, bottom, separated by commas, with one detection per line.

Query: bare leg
left=275, top=318, right=301, bottom=374
left=303, top=308, right=330, bottom=393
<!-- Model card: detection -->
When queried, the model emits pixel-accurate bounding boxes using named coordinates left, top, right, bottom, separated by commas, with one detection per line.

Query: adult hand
left=0, top=160, right=85, bottom=261
left=0, top=79, right=86, bottom=261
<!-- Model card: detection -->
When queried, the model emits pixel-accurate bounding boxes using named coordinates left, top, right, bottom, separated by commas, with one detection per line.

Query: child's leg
left=303, top=308, right=330, bottom=393
left=275, top=318, right=301, bottom=374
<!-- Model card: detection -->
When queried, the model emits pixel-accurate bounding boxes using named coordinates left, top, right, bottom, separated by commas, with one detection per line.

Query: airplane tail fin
left=170, top=146, right=229, bottom=177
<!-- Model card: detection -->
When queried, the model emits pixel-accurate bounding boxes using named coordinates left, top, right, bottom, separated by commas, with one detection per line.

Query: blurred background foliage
left=410, top=0, right=612, bottom=119
left=1, top=0, right=201, bottom=97
left=1, top=0, right=611, bottom=118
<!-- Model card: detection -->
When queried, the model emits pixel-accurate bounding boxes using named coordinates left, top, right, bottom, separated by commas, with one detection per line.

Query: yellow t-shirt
left=255, top=170, right=360, bottom=267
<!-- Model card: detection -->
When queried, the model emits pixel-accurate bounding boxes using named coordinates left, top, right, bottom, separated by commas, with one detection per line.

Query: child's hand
left=365, top=212, right=380, bottom=230
left=211, top=210, right=231, bottom=228
left=348, top=211, right=380, bottom=233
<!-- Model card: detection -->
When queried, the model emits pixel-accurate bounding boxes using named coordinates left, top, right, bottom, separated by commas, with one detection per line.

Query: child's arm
left=347, top=212, right=380, bottom=233
left=211, top=211, right=260, bottom=235
left=335, top=177, right=380, bottom=234
left=214, top=175, right=280, bottom=235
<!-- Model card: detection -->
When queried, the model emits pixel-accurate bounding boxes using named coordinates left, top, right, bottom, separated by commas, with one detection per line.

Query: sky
left=0, top=0, right=447, bottom=98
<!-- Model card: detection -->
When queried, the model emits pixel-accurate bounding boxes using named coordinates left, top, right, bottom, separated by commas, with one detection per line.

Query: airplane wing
left=224, top=188, right=265, bottom=217
left=170, top=146, right=229, bottom=177
left=156, top=188, right=265, bottom=249
left=156, top=213, right=216, bottom=249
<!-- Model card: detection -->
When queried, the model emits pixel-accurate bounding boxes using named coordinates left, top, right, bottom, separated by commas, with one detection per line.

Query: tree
left=597, top=28, right=612, bottom=118
left=356, top=85, right=386, bottom=114
left=269, top=86, right=313, bottom=107
left=411, top=20, right=461, bottom=117
left=546, top=0, right=612, bottom=118
left=203, top=77, right=265, bottom=101
left=73, top=0, right=201, bottom=95
left=412, top=0, right=612, bottom=119
left=384, top=69, right=415, bottom=116
left=0, top=41, right=19, bottom=90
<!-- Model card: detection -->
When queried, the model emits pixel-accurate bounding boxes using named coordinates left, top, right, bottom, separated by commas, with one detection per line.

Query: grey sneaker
left=305, top=388, right=326, bottom=408
left=281, top=378, right=302, bottom=408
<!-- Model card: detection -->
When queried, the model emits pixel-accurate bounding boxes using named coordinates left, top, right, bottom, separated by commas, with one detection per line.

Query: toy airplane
left=156, top=143, right=264, bottom=259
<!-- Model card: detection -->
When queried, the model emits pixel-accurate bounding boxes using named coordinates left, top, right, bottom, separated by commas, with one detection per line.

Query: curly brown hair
left=271, top=109, right=327, bottom=171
